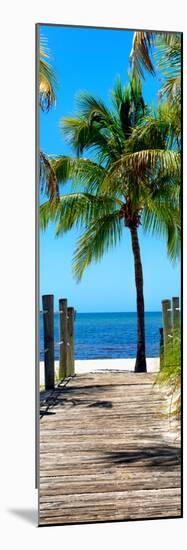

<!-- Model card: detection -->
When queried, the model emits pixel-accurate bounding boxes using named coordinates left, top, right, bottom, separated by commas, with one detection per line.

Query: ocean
left=40, top=311, right=162, bottom=360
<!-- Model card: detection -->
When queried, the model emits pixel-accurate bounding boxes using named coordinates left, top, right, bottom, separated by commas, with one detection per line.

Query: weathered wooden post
left=42, top=294, right=54, bottom=390
left=162, top=299, right=172, bottom=349
left=159, top=327, right=164, bottom=369
left=67, top=307, right=75, bottom=376
left=59, top=298, right=68, bottom=380
left=172, top=296, right=180, bottom=330
left=159, top=327, right=164, bottom=351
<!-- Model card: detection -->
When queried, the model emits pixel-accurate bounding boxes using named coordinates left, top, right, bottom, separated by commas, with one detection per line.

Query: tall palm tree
left=40, top=77, right=180, bottom=372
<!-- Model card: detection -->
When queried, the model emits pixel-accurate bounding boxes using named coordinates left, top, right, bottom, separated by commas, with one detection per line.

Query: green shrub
left=157, top=327, right=181, bottom=417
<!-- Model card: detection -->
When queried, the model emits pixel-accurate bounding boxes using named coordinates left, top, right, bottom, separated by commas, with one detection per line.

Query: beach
left=39, top=357, right=160, bottom=386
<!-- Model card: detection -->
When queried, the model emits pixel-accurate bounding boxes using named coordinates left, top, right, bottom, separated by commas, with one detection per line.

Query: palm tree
left=130, top=31, right=181, bottom=103
left=39, top=36, right=58, bottom=200
left=40, top=76, right=180, bottom=372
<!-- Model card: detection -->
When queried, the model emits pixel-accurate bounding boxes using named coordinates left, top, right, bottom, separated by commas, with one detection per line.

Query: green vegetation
left=130, top=31, right=181, bottom=105
left=158, top=327, right=181, bottom=417
left=39, top=36, right=58, bottom=200
left=39, top=35, right=56, bottom=111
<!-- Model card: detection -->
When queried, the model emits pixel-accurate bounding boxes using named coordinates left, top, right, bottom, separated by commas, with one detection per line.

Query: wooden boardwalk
left=39, top=372, right=181, bottom=526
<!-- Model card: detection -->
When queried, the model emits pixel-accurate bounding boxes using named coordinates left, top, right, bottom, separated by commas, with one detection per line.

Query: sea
left=40, top=311, right=162, bottom=361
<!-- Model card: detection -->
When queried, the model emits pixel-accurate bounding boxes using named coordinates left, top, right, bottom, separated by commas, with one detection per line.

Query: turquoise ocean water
left=40, top=311, right=162, bottom=360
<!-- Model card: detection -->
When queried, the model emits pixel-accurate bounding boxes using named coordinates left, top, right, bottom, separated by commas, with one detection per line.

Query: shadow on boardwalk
left=104, top=446, right=181, bottom=468
left=39, top=371, right=181, bottom=525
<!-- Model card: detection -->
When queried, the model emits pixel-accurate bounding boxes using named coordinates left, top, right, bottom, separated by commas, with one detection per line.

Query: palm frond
left=130, top=31, right=181, bottom=104
left=130, top=31, right=179, bottom=78
left=128, top=102, right=181, bottom=150
left=40, top=151, right=59, bottom=200
left=109, top=149, right=180, bottom=182
left=61, top=90, right=129, bottom=156
left=160, top=77, right=181, bottom=103
left=40, top=192, right=122, bottom=235
left=130, top=32, right=155, bottom=78
left=142, top=189, right=180, bottom=261
left=39, top=35, right=56, bottom=111
left=61, top=115, right=122, bottom=162
left=51, top=155, right=107, bottom=193
left=111, top=77, right=125, bottom=111
left=72, top=212, right=123, bottom=280
left=61, top=118, right=89, bottom=153
left=154, top=33, right=181, bottom=101
left=76, top=92, right=115, bottom=128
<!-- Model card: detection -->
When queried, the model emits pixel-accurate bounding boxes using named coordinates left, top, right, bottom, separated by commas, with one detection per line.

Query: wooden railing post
left=159, top=327, right=164, bottom=369
left=172, top=296, right=180, bottom=330
left=159, top=327, right=164, bottom=350
left=162, top=299, right=172, bottom=348
left=59, top=298, right=68, bottom=380
left=42, top=294, right=54, bottom=390
left=67, top=307, right=75, bottom=376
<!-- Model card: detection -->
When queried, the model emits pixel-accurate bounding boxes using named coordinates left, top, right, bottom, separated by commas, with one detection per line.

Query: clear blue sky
left=40, top=24, right=180, bottom=312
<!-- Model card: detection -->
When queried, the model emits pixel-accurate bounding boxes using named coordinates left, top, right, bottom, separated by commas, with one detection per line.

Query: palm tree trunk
left=130, top=224, right=147, bottom=372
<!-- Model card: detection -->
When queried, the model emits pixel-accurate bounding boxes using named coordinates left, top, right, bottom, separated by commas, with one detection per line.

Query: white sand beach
left=39, top=357, right=160, bottom=386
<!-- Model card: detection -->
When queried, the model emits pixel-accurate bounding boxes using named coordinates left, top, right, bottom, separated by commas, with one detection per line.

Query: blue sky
left=40, top=25, right=180, bottom=312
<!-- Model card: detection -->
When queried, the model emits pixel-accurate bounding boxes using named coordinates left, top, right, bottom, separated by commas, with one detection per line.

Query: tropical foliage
left=130, top=31, right=181, bottom=103
left=39, top=36, right=58, bottom=200
left=40, top=75, right=181, bottom=371
left=157, top=326, right=181, bottom=417
left=39, top=35, right=56, bottom=111
left=40, top=151, right=58, bottom=201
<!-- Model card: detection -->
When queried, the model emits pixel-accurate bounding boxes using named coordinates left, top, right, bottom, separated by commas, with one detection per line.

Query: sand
left=39, top=357, right=160, bottom=386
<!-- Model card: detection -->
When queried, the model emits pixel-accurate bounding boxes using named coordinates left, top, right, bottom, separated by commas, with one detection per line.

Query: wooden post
left=160, top=327, right=164, bottom=350
left=42, top=295, right=54, bottom=390
left=172, top=296, right=180, bottom=330
left=67, top=307, right=75, bottom=376
left=59, top=299, right=68, bottom=380
left=162, top=299, right=172, bottom=348
left=159, top=327, right=164, bottom=369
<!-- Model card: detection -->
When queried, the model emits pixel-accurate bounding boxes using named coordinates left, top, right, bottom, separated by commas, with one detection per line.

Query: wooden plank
left=40, top=475, right=181, bottom=496
left=40, top=486, right=180, bottom=505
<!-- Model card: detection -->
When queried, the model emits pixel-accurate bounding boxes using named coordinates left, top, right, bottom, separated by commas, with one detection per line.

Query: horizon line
left=40, top=309, right=163, bottom=314
left=73, top=310, right=162, bottom=313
